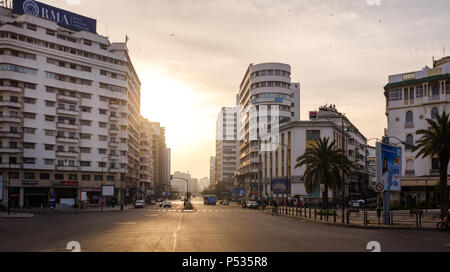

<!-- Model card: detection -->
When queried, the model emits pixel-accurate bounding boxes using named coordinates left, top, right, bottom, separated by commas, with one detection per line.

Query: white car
left=350, top=200, right=365, bottom=208
left=134, top=200, right=145, bottom=208
left=163, top=201, right=172, bottom=208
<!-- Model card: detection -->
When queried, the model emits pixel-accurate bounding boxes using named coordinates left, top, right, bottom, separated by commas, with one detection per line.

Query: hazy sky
left=43, top=0, right=450, bottom=178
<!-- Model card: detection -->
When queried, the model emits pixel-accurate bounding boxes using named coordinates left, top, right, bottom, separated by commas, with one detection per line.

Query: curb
left=0, top=213, right=34, bottom=219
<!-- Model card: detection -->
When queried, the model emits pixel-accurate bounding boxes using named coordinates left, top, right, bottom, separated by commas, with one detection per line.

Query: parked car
left=134, top=200, right=145, bottom=209
left=163, top=201, right=172, bottom=208
left=349, top=200, right=365, bottom=208
left=242, top=200, right=258, bottom=209
left=223, top=200, right=230, bottom=206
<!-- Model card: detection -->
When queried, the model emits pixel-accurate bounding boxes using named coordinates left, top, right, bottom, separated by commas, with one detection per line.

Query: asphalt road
left=1, top=198, right=449, bottom=252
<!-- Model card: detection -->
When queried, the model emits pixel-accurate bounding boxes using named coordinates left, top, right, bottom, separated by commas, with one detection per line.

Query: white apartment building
left=171, top=171, right=190, bottom=195
left=209, top=156, right=215, bottom=186
left=310, top=105, right=370, bottom=199
left=0, top=4, right=141, bottom=207
left=384, top=56, right=450, bottom=206
left=260, top=120, right=347, bottom=204
left=139, top=116, right=154, bottom=197
left=215, top=107, right=239, bottom=194
left=237, top=62, right=300, bottom=199
left=150, top=122, right=169, bottom=195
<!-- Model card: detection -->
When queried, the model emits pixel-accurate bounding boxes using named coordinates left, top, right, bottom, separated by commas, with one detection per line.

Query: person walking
left=74, top=201, right=79, bottom=214
left=272, top=199, right=278, bottom=216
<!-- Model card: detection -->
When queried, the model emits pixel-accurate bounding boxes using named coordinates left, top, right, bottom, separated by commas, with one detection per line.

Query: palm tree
left=414, top=111, right=450, bottom=217
left=295, top=137, right=353, bottom=210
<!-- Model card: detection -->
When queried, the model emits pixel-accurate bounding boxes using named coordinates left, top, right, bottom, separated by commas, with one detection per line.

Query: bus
left=203, top=195, right=217, bottom=206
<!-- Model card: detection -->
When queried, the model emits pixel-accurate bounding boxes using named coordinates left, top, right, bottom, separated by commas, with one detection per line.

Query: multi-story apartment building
left=139, top=116, right=154, bottom=198
left=237, top=62, right=300, bottom=199
left=384, top=56, right=450, bottom=206
left=215, top=107, right=239, bottom=194
left=209, top=156, right=215, bottom=186
left=260, top=120, right=347, bottom=204
left=0, top=3, right=141, bottom=207
left=150, top=122, right=169, bottom=196
left=310, top=105, right=370, bottom=199
left=171, top=171, right=190, bottom=195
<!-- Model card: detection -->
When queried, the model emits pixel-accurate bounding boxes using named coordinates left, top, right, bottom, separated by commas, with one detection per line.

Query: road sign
left=375, top=183, right=384, bottom=193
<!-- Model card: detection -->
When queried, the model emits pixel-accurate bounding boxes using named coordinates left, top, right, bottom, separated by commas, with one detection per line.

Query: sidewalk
left=260, top=206, right=442, bottom=231
left=7, top=205, right=134, bottom=215
left=0, top=212, right=34, bottom=218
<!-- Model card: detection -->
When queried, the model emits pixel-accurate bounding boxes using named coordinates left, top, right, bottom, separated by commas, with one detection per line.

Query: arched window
left=406, top=111, right=413, bottom=124
left=406, top=134, right=414, bottom=150
left=431, top=107, right=439, bottom=119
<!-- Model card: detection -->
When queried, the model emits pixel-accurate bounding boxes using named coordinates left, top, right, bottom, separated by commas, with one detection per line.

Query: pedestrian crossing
left=133, top=208, right=259, bottom=213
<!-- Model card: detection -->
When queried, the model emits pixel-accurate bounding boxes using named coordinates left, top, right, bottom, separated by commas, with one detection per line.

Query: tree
left=414, top=111, right=450, bottom=217
left=295, top=137, right=352, bottom=210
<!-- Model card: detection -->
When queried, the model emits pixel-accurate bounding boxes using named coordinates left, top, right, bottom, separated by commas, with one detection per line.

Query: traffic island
left=182, top=203, right=196, bottom=213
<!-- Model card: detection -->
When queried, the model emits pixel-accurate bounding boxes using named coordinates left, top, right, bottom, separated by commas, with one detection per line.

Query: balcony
left=56, top=137, right=78, bottom=144
left=0, top=163, right=21, bottom=169
left=404, top=122, right=415, bottom=129
left=428, top=95, right=440, bottom=102
left=0, top=147, right=21, bottom=153
left=57, top=108, right=79, bottom=116
left=0, top=116, right=21, bottom=123
left=405, top=170, right=415, bottom=177
left=109, top=141, right=119, bottom=147
left=0, top=101, right=21, bottom=108
left=56, top=122, right=78, bottom=130
left=56, top=151, right=79, bottom=158
left=57, top=94, right=79, bottom=103
left=109, top=116, right=119, bottom=122
left=56, top=166, right=78, bottom=171
left=109, top=103, right=120, bottom=109
left=0, top=131, right=21, bottom=138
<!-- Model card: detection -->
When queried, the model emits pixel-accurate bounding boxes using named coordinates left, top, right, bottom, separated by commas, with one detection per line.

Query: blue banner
left=271, top=179, right=290, bottom=195
left=380, top=143, right=402, bottom=192
left=13, top=0, right=97, bottom=33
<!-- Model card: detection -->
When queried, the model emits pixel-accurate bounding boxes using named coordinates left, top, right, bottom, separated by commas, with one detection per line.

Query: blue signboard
left=13, top=0, right=97, bottom=33
left=271, top=179, right=290, bottom=195
left=377, top=143, right=402, bottom=192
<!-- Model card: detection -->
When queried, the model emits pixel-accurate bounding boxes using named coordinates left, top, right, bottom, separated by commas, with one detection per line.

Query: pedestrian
left=74, top=201, right=79, bottom=214
left=272, top=199, right=278, bottom=216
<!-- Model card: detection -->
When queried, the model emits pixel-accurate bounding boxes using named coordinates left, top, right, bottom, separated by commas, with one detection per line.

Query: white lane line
left=172, top=214, right=182, bottom=252
left=116, top=222, right=136, bottom=225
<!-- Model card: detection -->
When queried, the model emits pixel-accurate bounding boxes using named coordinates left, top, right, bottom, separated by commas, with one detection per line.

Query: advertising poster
left=271, top=179, right=290, bottom=195
left=377, top=143, right=402, bottom=192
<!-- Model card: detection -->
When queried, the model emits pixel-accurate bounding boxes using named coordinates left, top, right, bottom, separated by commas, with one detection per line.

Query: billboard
left=102, top=185, right=115, bottom=197
left=377, top=143, right=402, bottom=192
left=13, top=0, right=97, bottom=33
left=271, top=179, right=290, bottom=195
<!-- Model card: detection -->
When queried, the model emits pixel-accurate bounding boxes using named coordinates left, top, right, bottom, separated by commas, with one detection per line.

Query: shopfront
left=82, top=188, right=102, bottom=204
left=24, top=186, right=50, bottom=207
left=54, top=181, right=78, bottom=204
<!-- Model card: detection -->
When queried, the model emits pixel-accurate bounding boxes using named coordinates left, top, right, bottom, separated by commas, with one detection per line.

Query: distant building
left=215, top=107, right=239, bottom=194
left=209, top=156, right=216, bottom=186
left=236, top=63, right=300, bottom=199
left=384, top=56, right=450, bottom=206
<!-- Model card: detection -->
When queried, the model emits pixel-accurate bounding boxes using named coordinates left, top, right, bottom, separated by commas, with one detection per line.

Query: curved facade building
left=236, top=63, right=300, bottom=198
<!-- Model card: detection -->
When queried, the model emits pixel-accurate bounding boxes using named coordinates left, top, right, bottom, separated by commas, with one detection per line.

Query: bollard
left=314, top=209, right=317, bottom=219
left=320, top=210, right=323, bottom=220
left=390, top=212, right=394, bottom=226
left=309, top=207, right=312, bottom=218
left=333, top=210, right=337, bottom=223
left=346, top=210, right=350, bottom=224
left=342, top=210, right=345, bottom=224
left=304, top=207, right=307, bottom=217
left=326, top=210, right=329, bottom=222
left=415, top=213, right=419, bottom=228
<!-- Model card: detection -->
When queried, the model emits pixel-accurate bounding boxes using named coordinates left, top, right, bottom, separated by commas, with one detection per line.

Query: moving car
left=134, top=200, right=145, bottom=209
left=242, top=200, right=258, bottom=209
left=163, top=201, right=172, bottom=208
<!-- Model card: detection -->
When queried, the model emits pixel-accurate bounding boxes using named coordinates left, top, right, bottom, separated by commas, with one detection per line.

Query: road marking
left=116, top=222, right=136, bottom=225
left=145, top=214, right=158, bottom=217
left=172, top=214, right=182, bottom=252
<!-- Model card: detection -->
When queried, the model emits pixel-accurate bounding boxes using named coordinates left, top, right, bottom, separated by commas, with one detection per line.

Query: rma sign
left=13, top=0, right=97, bottom=33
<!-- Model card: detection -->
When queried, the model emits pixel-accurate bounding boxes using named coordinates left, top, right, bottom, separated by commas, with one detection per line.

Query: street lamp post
left=100, top=156, right=108, bottom=212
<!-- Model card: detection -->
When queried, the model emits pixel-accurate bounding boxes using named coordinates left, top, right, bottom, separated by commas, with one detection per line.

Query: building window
left=94, top=175, right=103, bottom=181
left=24, top=173, right=35, bottom=179
left=405, top=111, right=413, bottom=124
left=80, top=161, right=91, bottom=167
left=432, top=158, right=440, bottom=170
left=82, top=175, right=90, bottom=181
left=406, top=134, right=414, bottom=150
left=431, top=107, right=439, bottom=119
left=68, top=174, right=78, bottom=181
left=107, top=175, right=115, bottom=181
left=55, top=174, right=64, bottom=180
left=40, top=173, right=50, bottom=180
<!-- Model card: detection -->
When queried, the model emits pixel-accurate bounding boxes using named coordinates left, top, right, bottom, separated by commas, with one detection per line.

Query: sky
left=41, top=0, right=450, bottom=178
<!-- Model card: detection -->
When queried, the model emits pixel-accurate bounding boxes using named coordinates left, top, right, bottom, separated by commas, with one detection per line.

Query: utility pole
left=341, top=113, right=345, bottom=217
